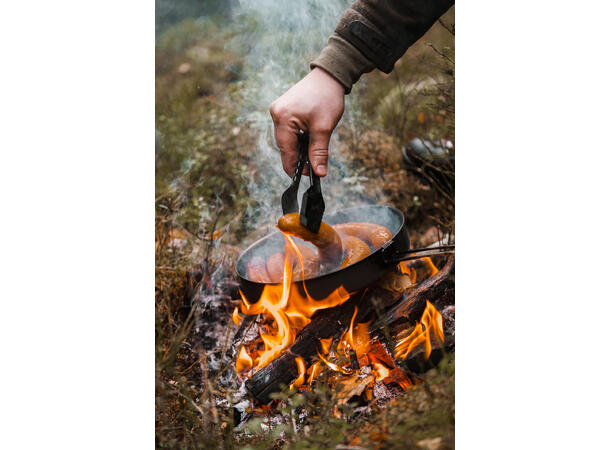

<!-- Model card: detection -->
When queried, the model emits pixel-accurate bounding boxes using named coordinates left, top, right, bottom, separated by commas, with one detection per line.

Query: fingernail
left=317, top=164, right=327, bottom=176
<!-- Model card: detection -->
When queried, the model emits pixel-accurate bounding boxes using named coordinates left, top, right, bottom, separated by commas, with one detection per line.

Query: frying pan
left=235, top=205, right=454, bottom=302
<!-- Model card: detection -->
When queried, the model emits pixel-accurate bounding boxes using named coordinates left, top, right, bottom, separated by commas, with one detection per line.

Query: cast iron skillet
left=235, top=205, right=454, bottom=302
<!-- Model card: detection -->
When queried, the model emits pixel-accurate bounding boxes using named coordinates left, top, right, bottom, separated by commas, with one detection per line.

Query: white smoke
left=227, top=0, right=373, bottom=235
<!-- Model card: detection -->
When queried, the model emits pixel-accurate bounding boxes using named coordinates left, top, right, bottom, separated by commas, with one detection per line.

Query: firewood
left=371, top=256, right=455, bottom=372
left=372, top=256, right=454, bottom=338
left=245, top=289, right=377, bottom=403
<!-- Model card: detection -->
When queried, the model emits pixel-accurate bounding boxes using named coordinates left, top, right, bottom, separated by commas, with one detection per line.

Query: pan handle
left=382, top=244, right=454, bottom=264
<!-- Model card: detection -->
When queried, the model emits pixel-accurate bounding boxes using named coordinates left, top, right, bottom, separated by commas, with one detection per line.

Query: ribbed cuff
left=310, top=34, right=375, bottom=94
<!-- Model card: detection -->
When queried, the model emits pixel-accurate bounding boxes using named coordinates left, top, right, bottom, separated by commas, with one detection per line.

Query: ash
left=191, top=259, right=241, bottom=387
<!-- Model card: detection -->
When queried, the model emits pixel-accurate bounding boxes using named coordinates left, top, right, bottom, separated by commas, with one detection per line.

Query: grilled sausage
left=333, top=222, right=392, bottom=250
left=277, top=213, right=343, bottom=269
left=246, top=256, right=272, bottom=283
left=339, top=235, right=371, bottom=268
left=266, top=245, right=320, bottom=283
left=288, top=243, right=320, bottom=280
left=266, top=252, right=286, bottom=283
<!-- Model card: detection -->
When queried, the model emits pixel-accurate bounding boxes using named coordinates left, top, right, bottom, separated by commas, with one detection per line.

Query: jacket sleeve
left=311, top=0, right=454, bottom=93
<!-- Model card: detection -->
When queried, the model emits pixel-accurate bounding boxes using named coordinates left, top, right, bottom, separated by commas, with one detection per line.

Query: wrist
left=310, top=67, right=345, bottom=96
left=310, top=34, right=375, bottom=94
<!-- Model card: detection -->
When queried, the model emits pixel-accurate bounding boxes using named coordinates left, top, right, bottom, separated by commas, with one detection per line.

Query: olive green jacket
left=311, top=0, right=454, bottom=93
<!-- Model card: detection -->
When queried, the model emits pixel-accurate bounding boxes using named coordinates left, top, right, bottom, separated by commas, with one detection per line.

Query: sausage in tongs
left=277, top=213, right=343, bottom=270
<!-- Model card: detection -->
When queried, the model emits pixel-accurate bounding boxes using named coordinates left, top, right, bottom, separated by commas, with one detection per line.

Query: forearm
left=311, top=0, right=454, bottom=93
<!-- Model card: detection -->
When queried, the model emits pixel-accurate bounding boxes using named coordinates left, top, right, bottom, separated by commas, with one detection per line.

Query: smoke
left=227, top=0, right=373, bottom=235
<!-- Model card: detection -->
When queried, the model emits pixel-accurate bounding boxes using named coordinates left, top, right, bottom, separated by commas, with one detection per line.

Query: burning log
left=245, top=289, right=377, bottom=403
left=373, top=256, right=455, bottom=372
left=373, top=256, right=454, bottom=337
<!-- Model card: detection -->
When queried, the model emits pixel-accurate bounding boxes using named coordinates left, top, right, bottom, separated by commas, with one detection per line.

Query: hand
left=270, top=67, right=345, bottom=178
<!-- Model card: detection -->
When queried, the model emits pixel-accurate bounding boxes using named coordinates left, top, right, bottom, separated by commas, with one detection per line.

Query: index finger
left=273, top=122, right=300, bottom=177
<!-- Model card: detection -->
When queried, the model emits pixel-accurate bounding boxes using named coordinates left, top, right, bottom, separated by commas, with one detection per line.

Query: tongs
left=281, top=131, right=325, bottom=233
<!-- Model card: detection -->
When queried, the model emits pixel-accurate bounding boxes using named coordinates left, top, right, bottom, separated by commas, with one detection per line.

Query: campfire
left=232, top=228, right=454, bottom=405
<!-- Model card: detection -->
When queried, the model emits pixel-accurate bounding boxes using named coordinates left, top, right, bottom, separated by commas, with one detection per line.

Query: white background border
left=1, top=0, right=609, bottom=448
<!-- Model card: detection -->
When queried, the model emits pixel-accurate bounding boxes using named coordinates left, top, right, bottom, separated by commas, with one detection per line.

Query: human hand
left=270, top=67, right=345, bottom=177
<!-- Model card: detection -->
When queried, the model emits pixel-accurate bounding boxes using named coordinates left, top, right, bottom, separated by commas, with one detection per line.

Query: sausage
left=277, top=213, right=343, bottom=269
left=246, top=256, right=272, bottom=283
left=266, top=245, right=320, bottom=283
left=266, top=252, right=285, bottom=283
left=339, top=235, right=371, bottom=268
left=289, top=243, right=319, bottom=280
left=333, top=222, right=392, bottom=250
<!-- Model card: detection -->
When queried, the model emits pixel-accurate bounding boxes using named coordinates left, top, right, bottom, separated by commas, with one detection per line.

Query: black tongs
left=281, top=131, right=325, bottom=233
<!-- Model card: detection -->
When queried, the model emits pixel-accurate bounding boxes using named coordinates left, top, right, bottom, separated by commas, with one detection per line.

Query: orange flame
left=399, top=257, right=438, bottom=283
left=289, top=357, right=306, bottom=390
left=232, top=306, right=242, bottom=326
left=338, top=306, right=372, bottom=360
left=235, top=346, right=253, bottom=373
left=317, top=349, right=353, bottom=375
left=394, top=300, right=444, bottom=359
left=307, top=361, right=323, bottom=385
left=399, top=261, right=416, bottom=283
left=239, top=234, right=351, bottom=370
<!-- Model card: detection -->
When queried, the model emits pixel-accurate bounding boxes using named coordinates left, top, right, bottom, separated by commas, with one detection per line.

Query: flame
left=345, top=307, right=358, bottom=350
left=235, top=346, right=253, bottom=373
left=338, top=306, right=372, bottom=360
left=317, top=349, right=353, bottom=375
left=399, top=261, right=416, bottom=283
left=289, top=357, right=306, bottom=390
left=395, top=301, right=444, bottom=359
left=307, top=361, right=323, bottom=385
left=399, top=257, right=438, bottom=283
left=232, top=306, right=242, bottom=326
left=239, top=234, right=351, bottom=370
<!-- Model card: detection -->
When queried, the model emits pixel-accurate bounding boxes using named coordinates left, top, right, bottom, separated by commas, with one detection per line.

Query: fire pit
left=232, top=226, right=455, bottom=404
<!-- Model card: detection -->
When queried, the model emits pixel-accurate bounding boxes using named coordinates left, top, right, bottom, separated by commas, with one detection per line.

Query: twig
left=426, top=43, right=454, bottom=66
left=214, top=323, right=233, bottom=384
left=174, top=388, right=205, bottom=416
left=438, top=18, right=455, bottom=36
left=290, top=408, right=299, bottom=439
left=204, top=199, right=223, bottom=267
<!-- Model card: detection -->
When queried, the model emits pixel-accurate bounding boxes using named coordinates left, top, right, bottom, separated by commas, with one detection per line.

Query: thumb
left=308, top=129, right=331, bottom=177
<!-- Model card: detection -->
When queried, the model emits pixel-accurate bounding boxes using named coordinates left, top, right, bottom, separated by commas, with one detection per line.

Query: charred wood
left=372, top=256, right=454, bottom=338
left=246, top=289, right=378, bottom=403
